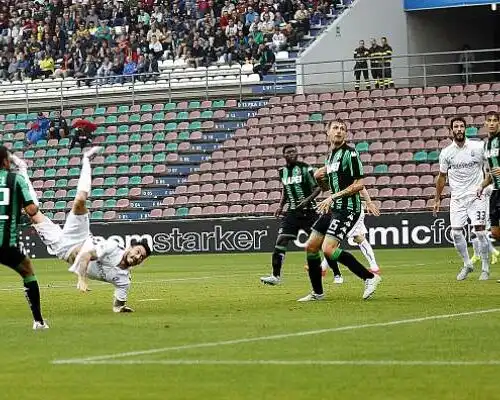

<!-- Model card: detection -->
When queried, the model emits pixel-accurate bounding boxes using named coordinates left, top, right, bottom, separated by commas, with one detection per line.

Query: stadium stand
left=2, top=83, right=498, bottom=221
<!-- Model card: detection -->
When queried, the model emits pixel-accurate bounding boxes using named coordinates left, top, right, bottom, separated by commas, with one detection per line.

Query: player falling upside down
left=11, top=147, right=152, bottom=313
left=299, top=120, right=381, bottom=301
left=434, top=117, right=490, bottom=280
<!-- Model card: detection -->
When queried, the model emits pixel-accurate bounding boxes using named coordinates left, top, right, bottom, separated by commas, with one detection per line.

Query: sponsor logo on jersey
left=326, top=162, right=340, bottom=173
left=282, top=175, right=303, bottom=185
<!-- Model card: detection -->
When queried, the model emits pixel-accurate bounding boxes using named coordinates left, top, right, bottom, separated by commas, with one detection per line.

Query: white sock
left=358, top=239, right=378, bottom=269
left=76, top=157, right=91, bottom=194
left=452, top=230, right=471, bottom=267
left=18, top=169, right=39, bottom=207
left=476, top=231, right=490, bottom=273
left=471, top=236, right=480, bottom=258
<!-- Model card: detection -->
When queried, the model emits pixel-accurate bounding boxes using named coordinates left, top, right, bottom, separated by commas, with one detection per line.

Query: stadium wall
left=23, top=213, right=464, bottom=258
left=296, top=0, right=409, bottom=93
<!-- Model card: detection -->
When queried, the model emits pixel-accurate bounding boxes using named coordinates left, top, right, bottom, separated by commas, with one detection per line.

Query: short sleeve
left=349, top=150, right=364, bottom=179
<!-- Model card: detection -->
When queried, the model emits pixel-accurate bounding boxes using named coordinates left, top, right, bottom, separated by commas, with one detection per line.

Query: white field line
left=63, top=359, right=500, bottom=366
left=52, top=308, right=500, bottom=365
left=137, top=298, right=163, bottom=302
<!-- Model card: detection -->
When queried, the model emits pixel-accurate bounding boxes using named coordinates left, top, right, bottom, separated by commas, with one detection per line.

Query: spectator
left=245, top=6, right=259, bottom=26
left=74, top=56, right=97, bottom=87
left=253, top=44, right=275, bottom=79
left=38, top=51, right=55, bottom=78
left=272, top=27, right=287, bottom=52
left=48, top=111, right=69, bottom=140
left=97, top=56, right=113, bottom=85
left=149, top=35, right=163, bottom=60
left=190, top=40, right=206, bottom=67
left=123, top=57, right=138, bottom=82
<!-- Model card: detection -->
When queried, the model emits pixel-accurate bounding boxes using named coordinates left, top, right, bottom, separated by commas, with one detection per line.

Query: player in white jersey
left=433, top=117, right=490, bottom=280
left=11, top=147, right=152, bottom=312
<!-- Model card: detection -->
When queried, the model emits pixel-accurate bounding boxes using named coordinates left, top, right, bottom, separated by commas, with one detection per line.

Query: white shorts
left=33, top=212, right=91, bottom=260
left=348, top=209, right=367, bottom=238
left=449, top=194, right=487, bottom=228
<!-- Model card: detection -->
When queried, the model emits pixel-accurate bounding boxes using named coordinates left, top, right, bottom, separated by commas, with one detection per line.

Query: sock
left=271, top=246, right=286, bottom=277
left=358, top=239, right=378, bottom=269
left=334, top=248, right=374, bottom=281
left=23, top=275, right=43, bottom=323
left=471, top=236, right=480, bottom=257
left=77, top=157, right=91, bottom=194
left=306, top=252, right=323, bottom=295
left=452, top=229, right=471, bottom=267
left=476, top=231, right=490, bottom=273
left=325, top=257, right=341, bottom=276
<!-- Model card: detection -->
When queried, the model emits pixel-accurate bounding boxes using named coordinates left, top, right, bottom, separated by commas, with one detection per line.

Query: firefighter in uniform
left=369, top=38, right=383, bottom=89
left=353, top=40, right=370, bottom=91
left=380, top=36, right=394, bottom=88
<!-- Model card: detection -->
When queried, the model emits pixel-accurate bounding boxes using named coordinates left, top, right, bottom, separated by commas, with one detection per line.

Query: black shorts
left=312, top=209, right=362, bottom=242
left=0, top=246, right=26, bottom=270
left=490, top=190, right=500, bottom=228
left=278, top=209, right=318, bottom=237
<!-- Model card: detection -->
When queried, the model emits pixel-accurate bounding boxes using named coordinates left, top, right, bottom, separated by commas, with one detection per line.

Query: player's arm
left=360, top=187, right=380, bottom=216
left=297, top=167, right=321, bottom=209
left=433, top=152, right=449, bottom=216
left=314, top=166, right=330, bottom=192
left=478, top=173, right=492, bottom=197
left=274, top=186, right=286, bottom=217
left=75, top=249, right=98, bottom=292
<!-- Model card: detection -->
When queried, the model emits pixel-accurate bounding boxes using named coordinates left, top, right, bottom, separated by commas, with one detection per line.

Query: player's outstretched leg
left=73, top=146, right=102, bottom=215
left=298, top=231, right=326, bottom=302
left=320, top=257, right=343, bottom=283
left=453, top=228, right=474, bottom=280
left=354, top=235, right=380, bottom=274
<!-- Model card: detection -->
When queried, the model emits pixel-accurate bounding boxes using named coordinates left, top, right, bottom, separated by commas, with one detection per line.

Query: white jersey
left=439, top=139, right=485, bottom=199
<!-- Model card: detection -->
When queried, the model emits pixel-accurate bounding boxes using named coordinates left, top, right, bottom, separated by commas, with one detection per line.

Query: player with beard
left=11, top=147, right=152, bottom=312
left=434, top=117, right=490, bottom=280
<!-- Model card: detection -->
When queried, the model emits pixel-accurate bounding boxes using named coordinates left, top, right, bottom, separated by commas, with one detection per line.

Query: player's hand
left=274, top=207, right=283, bottom=217
left=366, top=201, right=380, bottom=216
left=491, top=167, right=500, bottom=177
left=432, top=198, right=440, bottom=217
left=316, top=197, right=333, bottom=214
left=476, top=186, right=484, bottom=198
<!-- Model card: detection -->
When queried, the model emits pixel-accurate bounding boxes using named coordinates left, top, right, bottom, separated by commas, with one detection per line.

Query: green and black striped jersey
left=279, top=162, right=317, bottom=210
left=485, top=135, right=500, bottom=190
left=0, top=170, right=34, bottom=247
left=325, top=143, right=364, bottom=213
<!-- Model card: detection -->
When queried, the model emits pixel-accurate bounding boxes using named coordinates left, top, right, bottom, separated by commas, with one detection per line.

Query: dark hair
left=282, top=144, right=296, bottom=153
left=326, top=119, right=347, bottom=131
left=485, top=111, right=499, bottom=120
left=131, top=238, right=152, bottom=257
left=0, top=145, right=9, bottom=167
left=449, top=116, right=467, bottom=129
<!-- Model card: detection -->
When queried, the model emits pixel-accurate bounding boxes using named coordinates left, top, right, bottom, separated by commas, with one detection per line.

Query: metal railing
left=296, top=48, right=500, bottom=93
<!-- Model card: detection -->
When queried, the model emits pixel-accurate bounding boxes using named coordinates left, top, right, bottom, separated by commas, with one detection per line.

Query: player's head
left=381, top=36, right=387, bottom=45
left=484, top=111, right=499, bottom=136
left=283, top=144, right=298, bottom=165
left=327, top=120, right=347, bottom=148
left=449, top=117, right=467, bottom=144
left=124, top=238, right=152, bottom=267
left=359, top=39, right=365, bottom=47
left=0, top=146, right=11, bottom=170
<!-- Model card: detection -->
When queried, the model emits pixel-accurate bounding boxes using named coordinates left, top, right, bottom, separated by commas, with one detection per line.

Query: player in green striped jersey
left=0, top=147, right=48, bottom=329
left=298, top=121, right=381, bottom=301
left=260, top=144, right=342, bottom=285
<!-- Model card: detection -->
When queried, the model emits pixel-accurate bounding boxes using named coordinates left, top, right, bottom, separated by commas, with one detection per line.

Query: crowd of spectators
left=0, top=0, right=342, bottom=84
left=25, top=110, right=69, bottom=144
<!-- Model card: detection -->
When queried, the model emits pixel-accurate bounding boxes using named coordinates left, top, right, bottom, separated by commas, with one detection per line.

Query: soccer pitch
left=1, top=248, right=500, bottom=400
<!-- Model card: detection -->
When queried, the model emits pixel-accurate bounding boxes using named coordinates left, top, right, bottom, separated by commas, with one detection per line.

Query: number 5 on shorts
left=0, top=188, right=10, bottom=220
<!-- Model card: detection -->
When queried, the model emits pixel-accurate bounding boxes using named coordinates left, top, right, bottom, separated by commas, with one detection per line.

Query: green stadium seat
left=201, top=110, right=213, bottom=119
left=129, top=114, right=141, bottom=123
left=465, top=126, right=478, bottom=138
left=68, top=168, right=80, bottom=176
left=72, top=108, right=83, bottom=117
left=177, top=111, right=188, bottom=120
left=91, top=188, right=105, bottom=197
left=141, top=144, right=153, bottom=153
left=129, top=133, right=141, bottom=142
left=104, top=176, right=117, bottom=186
left=56, top=179, right=68, bottom=188
left=141, top=124, right=153, bottom=133
left=140, top=104, right=153, bottom=112
left=42, top=190, right=55, bottom=199
left=166, top=143, right=178, bottom=152
left=45, top=169, right=56, bottom=178
left=94, top=166, right=105, bottom=176
left=95, top=126, right=106, bottom=135
left=54, top=200, right=67, bottom=210
left=116, top=187, right=129, bottom=197
left=69, top=147, right=81, bottom=156
left=414, top=151, right=428, bottom=162
left=355, top=142, right=369, bottom=153
left=104, top=199, right=117, bottom=208
left=153, top=153, right=166, bottom=163
left=94, top=107, right=106, bottom=116
left=24, top=150, right=35, bottom=158
left=129, top=176, right=141, bottom=185
left=6, top=114, right=16, bottom=122
left=118, top=105, right=129, bottom=114
left=105, top=135, right=117, bottom=144
left=16, top=113, right=27, bottom=121
left=176, top=207, right=189, bottom=217
left=188, top=101, right=201, bottom=109
left=27, top=112, right=37, bottom=120
left=153, top=112, right=164, bottom=122
left=91, top=211, right=104, bottom=220
left=309, top=113, right=323, bottom=122
left=428, top=150, right=439, bottom=161
left=117, top=125, right=129, bottom=134
left=117, top=165, right=129, bottom=175
left=189, top=121, right=201, bottom=130
left=46, top=149, right=58, bottom=157
left=166, top=122, right=177, bottom=132
left=68, top=189, right=77, bottom=198
left=105, top=115, right=118, bottom=124
left=34, top=159, right=45, bottom=168
left=213, top=100, right=225, bottom=108
left=13, top=141, right=23, bottom=150
left=374, top=164, right=388, bottom=174
left=117, top=145, right=129, bottom=154
left=141, top=165, right=154, bottom=174
left=164, top=102, right=176, bottom=111
left=153, top=132, right=165, bottom=142
left=105, top=155, right=117, bottom=164
left=45, top=211, right=54, bottom=220
left=178, top=131, right=190, bottom=141
left=14, top=122, right=26, bottom=131
left=129, top=154, right=141, bottom=164
left=56, top=157, right=69, bottom=167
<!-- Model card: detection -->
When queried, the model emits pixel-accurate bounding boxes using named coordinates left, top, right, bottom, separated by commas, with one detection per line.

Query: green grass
left=1, top=248, right=500, bottom=400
